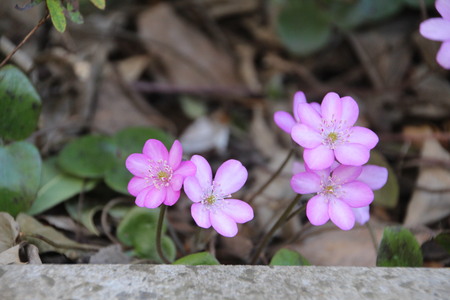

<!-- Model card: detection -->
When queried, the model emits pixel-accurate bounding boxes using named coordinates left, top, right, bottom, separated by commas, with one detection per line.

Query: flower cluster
left=126, top=139, right=253, bottom=237
left=277, top=92, right=387, bottom=230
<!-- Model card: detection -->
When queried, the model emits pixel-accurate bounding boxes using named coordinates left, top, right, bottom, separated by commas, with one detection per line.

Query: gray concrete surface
left=0, top=265, right=448, bottom=299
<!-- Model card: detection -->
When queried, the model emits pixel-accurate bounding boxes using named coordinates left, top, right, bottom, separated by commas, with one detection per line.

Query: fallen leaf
left=0, top=212, right=20, bottom=253
left=404, top=138, right=450, bottom=226
left=137, top=3, right=241, bottom=87
left=0, top=245, right=23, bottom=265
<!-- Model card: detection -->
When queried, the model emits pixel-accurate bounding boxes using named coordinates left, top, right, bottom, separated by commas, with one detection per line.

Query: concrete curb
left=0, top=265, right=448, bottom=299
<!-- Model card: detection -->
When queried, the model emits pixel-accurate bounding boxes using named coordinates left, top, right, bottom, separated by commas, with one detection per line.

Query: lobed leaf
left=173, top=252, right=220, bottom=265
left=269, top=248, right=310, bottom=266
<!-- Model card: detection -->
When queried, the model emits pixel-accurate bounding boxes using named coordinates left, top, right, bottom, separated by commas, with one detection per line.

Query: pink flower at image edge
left=184, top=155, right=254, bottom=237
left=125, top=139, right=196, bottom=209
left=420, top=0, right=450, bottom=69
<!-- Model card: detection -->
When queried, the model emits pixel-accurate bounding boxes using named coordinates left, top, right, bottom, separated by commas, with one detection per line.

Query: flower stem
left=156, top=205, right=171, bottom=264
left=0, top=13, right=50, bottom=69
left=247, top=148, right=294, bottom=204
left=366, top=221, right=378, bottom=255
left=250, top=194, right=302, bottom=265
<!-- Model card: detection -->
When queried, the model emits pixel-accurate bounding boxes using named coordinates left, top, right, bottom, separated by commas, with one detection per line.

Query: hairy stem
left=366, top=221, right=378, bottom=255
left=250, top=194, right=302, bottom=265
left=0, top=13, right=50, bottom=69
left=247, top=148, right=294, bottom=204
left=156, top=205, right=171, bottom=264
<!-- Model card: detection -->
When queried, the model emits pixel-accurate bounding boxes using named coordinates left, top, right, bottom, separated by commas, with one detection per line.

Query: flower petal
left=437, top=0, right=450, bottom=20
left=210, top=210, right=238, bottom=237
left=303, top=145, right=335, bottom=170
left=340, top=181, right=374, bottom=207
left=329, top=199, right=355, bottom=230
left=125, top=153, right=149, bottom=177
left=214, top=159, right=248, bottom=195
left=191, top=203, right=211, bottom=228
left=321, top=92, right=342, bottom=122
left=135, top=187, right=152, bottom=207
left=348, top=127, right=379, bottom=149
left=352, top=206, right=370, bottom=225
left=310, top=102, right=321, bottom=114
left=128, top=176, right=150, bottom=196
left=357, top=165, right=388, bottom=190
left=221, top=199, right=254, bottom=223
left=298, top=103, right=322, bottom=131
left=171, top=174, right=183, bottom=191
left=291, top=124, right=323, bottom=148
left=293, top=91, right=307, bottom=121
left=163, top=187, right=180, bottom=206
left=143, top=139, right=169, bottom=161
left=184, top=176, right=203, bottom=203
left=420, top=18, right=450, bottom=41
left=290, top=172, right=321, bottom=194
left=168, top=140, right=182, bottom=169
left=332, top=165, right=362, bottom=184
left=173, top=161, right=196, bottom=178
left=190, top=155, right=212, bottom=189
left=143, top=187, right=167, bottom=209
left=306, top=195, right=330, bottom=226
left=437, top=41, right=450, bottom=69
left=340, top=96, right=359, bottom=127
left=334, top=143, right=370, bottom=166
left=274, top=111, right=296, bottom=133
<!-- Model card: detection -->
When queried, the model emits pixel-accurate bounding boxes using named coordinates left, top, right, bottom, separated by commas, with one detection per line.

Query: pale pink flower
left=291, top=163, right=374, bottom=230
left=184, top=155, right=253, bottom=237
left=291, top=92, right=379, bottom=170
left=126, top=139, right=196, bottom=208
left=420, top=0, right=450, bottom=69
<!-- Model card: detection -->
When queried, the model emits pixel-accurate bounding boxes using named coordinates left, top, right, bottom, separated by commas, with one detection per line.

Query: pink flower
left=420, top=0, right=450, bottom=69
left=274, top=91, right=307, bottom=134
left=126, top=139, right=196, bottom=208
left=352, top=164, right=388, bottom=225
left=291, top=163, right=375, bottom=230
left=291, top=92, right=379, bottom=170
left=184, top=155, right=254, bottom=237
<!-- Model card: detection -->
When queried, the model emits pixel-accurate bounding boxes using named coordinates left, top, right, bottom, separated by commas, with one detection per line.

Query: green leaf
left=66, top=0, right=84, bottom=24
left=0, top=142, right=41, bottom=217
left=17, top=213, right=95, bottom=260
left=369, top=150, right=399, bottom=208
left=376, top=226, right=423, bottom=267
left=104, top=127, right=174, bottom=194
left=117, top=206, right=174, bottom=262
left=269, top=248, right=310, bottom=266
left=58, top=135, right=117, bottom=178
left=89, top=0, right=105, bottom=10
left=116, top=206, right=160, bottom=246
left=173, top=252, right=220, bottom=265
left=276, top=0, right=332, bottom=56
left=435, top=233, right=450, bottom=254
left=0, top=65, right=42, bottom=141
left=28, top=158, right=97, bottom=215
left=46, top=0, right=66, bottom=32
left=64, top=199, right=103, bottom=236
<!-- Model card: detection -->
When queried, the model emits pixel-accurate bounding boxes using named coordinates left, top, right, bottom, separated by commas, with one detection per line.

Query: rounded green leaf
left=435, top=233, right=450, bottom=254
left=0, top=142, right=42, bottom=217
left=376, top=226, right=423, bottom=267
left=28, top=158, right=97, bottom=215
left=173, top=252, right=220, bottom=265
left=269, top=248, right=310, bottom=266
left=276, top=0, right=332, bottom=56
left=64, top=199, right=103, bottom=236
left=46, top=0, right=66, bottom=32
left=133, top=227, right=176, bottom=262
left=0, top=65, right=42, bottom=141
left=58, top=135, right=117, bottom=178
left=116, top=206, right=162, bottom=246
